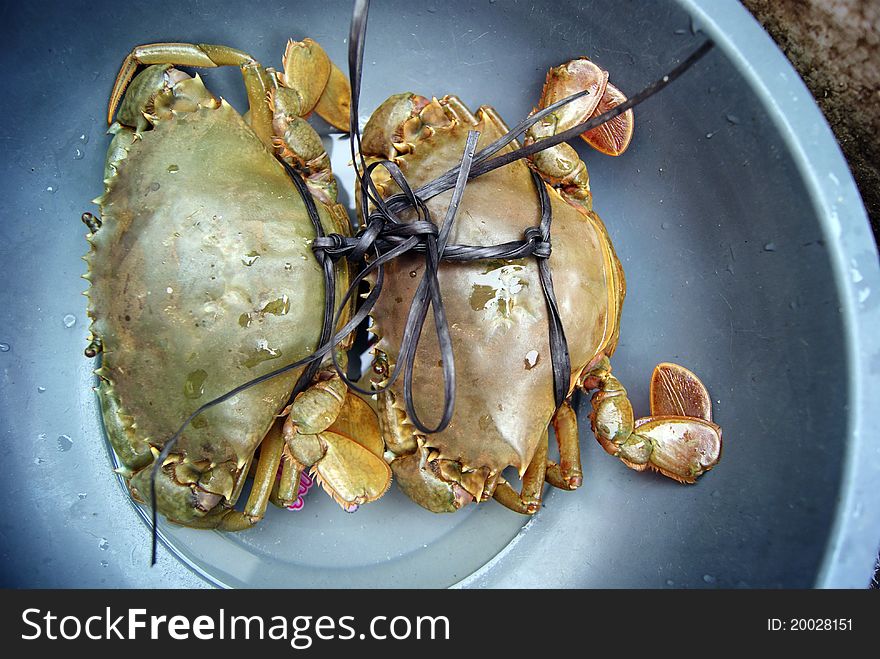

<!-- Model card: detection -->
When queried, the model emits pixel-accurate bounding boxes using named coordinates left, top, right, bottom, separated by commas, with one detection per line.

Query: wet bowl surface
left=0, top=0, right=877, bottom=588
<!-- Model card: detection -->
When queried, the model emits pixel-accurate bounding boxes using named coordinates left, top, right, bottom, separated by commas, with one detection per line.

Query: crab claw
left=277, top=38, right=331, bottom=117
left=284, top=390, right=391, bottom=510
left=360, top=92, right=436, bottom=160
left=128, top=456, right=243, bottom=528
left=523, top=58, right=634, bottom=210
left=529, top=57, right=634, bottom=157
left=390, top=443, right=478, bottom=513
left=533, top=58, right=607, bottom=140
left=650, top=362, right=713, bottom=421
left=631, top=416, right=722, bottom=483
left=581, top=79, right=633, bottom=156
left=313, top=63, right=351, bottom=132
left=587, top=361, right=722, bottom=483
left=278, top=38, right=351, bottom=131
left=298, top=430, right=392, bottom=507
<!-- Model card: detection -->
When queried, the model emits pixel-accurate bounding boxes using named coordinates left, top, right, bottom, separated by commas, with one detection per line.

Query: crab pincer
left=587, top=361, right=721, bottom=483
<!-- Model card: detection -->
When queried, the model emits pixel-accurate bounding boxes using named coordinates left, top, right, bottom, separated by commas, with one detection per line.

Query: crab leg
left=108, top=43, right=275, bottom=144
left=493, top=428, right=548, bottom=515
left=584, top=361, right=722, bottom=483
left=270, top=39, right=352, bottom=203
left=218, top=420, right=286, bottom=531
left=149, top=420, right=284, bottom=531
left=270, top=448, right=304, bottom=508
left=546, top=400, right=583, bottom=490
left=269, top=89, right=339, bottom=204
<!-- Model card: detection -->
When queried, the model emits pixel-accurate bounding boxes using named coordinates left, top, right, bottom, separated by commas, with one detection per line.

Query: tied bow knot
left=523, top=226, right=552, bottom=259
left=311, top=220, right=553, bottom=264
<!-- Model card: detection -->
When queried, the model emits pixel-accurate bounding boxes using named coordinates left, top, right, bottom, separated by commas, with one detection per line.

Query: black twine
left=148, top=0, right=714, bottom=564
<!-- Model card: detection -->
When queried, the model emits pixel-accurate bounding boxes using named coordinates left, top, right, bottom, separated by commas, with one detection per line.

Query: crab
left=359, top=57, right=722, bottom=514
left=84, top=38, right=390, bottom=530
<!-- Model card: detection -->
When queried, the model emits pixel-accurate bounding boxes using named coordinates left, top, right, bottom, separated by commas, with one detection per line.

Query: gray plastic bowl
left=1, top=0, right=878, bottom=588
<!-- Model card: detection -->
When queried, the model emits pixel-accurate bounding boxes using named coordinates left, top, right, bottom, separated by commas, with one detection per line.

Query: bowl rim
left=685, top=0, right=880, bottom=590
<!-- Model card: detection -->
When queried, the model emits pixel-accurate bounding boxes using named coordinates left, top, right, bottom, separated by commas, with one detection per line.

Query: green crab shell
left=86, top=99, right=348, bottom=481
left=369, top=102, right=624, bottom=477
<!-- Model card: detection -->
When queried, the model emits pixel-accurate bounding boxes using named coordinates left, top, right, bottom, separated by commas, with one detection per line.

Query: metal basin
left=0, top=0, right=877, bottom=588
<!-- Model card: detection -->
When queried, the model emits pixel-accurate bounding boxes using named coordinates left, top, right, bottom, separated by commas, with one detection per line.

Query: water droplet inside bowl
left=0, top=343, right=9, bottom=352
left=57, top=434, right=73, bottom=452
left=62, top=314, right=76, bottom=328
left=184, top=369, right=208, bottom=399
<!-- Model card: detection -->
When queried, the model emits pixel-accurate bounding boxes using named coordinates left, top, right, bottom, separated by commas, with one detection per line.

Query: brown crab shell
left=367, top=96, right=625, bottom=479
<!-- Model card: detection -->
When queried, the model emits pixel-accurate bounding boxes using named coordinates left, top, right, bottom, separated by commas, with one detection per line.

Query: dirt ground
left=743, top=0, right=880, bottom=236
